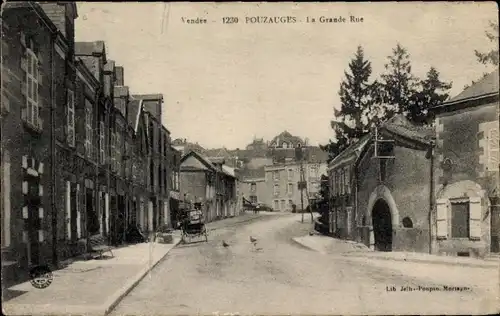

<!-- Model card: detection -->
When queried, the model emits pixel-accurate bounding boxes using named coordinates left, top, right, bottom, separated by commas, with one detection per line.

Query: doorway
left=491, top=203, right=500, bottom=253
left=372, top=199, right=392, bottom=252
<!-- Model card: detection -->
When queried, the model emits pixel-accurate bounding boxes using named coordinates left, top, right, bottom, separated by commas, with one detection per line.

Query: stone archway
left=372, top=199, right=393, bottom=251
left=366, top=185, right=399, bottom=251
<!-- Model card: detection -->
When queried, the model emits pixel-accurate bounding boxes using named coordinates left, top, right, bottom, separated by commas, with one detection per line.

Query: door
left=25, top=176, right=41, bottom=266
left=491, top=205, right=500, bottom=253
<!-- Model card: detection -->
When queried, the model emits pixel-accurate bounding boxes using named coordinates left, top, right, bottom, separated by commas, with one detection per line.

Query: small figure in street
left=222, top=240, right=230, bottom=248
left=250, top=236, right=257, bottom=243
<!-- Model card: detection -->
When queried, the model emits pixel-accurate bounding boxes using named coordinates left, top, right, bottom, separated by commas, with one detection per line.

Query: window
left=281, top=200, right=286, bottom=210
left=288, top=169, right=293, bottom=180
left=273, top=170, right=280, bottom=181
left=288, top=200, right=293, bottom=208
left=116, top=132, right=122, bottom=174
left=339, top=169, right=345, bottom=195
left=99, top=120, right=105, bottom=164
left=274, top=200, right=279, bottom=210
left=310, top=166, right=318, bottom=179
left=488, top=127, right=499, bottom=171
left=1, top=151, right=11, bottom=247
left=23, top=43, right=41, bottom=129
left=402, top=217, right=413, bottom=228
left=85, top=100, right=93, bottom=158
left=451, top=202, right=469, bottom=238
left=67, top=90, right=75, bottom=147
left=288, top=183, right=293, bottom=195
left=273, top=184, right=280, bottom=196
left=250, top=183, right=256, bottom=193
left=110, top=132, right=116, bottom=171
left=344, top=167, right=350, bottom=194
left=282, top=142, right=288, bottom=149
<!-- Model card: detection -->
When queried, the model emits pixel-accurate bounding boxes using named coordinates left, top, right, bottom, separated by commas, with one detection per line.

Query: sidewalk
left=3, top=236, right=181, bottom=316
left=292, top=234, right=500, bottom=269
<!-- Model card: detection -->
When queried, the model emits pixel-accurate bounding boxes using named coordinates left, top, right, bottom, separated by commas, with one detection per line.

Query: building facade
left=1, top=2, right=176, bottom=288
left=432, top=69, right=499, bottom=257
left=1, top=2, right=66, bottom=285
left=179, top=151, right=238, bottom=222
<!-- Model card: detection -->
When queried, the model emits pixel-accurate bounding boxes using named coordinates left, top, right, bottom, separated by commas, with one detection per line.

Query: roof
left=381, top=114, right=434, bottom=145
left=180, top=151, right=216, bottom=172
left=104, top=60, right=115, bottom=72
left=75, top=41, right=105, bottom=56
left=328, top=134, right=372, bottom=169
left=222, top=165, right=236, bottom=178
left=132, top=94, right=163, bottom=101
left=269, top=131, right=304, bottom=147
left=446, top=68, right=499, bottom=104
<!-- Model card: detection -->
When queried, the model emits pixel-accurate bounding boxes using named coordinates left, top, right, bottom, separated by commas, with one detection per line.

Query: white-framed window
left=288, top=183, right=293, bottom=195
left=273, top=184, right=280, bottom=196
left=250, top=183, right=256, bottom=193
left=488, top=127, right=499, bottom=171
left=287, top=168, right=293, bottom=180
left=66, top=90, right=75, bottom=147
left=84, top=100, right=93, bottom=158
left=273, top=170, right=280, bottom=181
left=310, top=165, right=318, bottom=179
left=99, top=120, right=105, bottom=164
left=274, top=200, right=279, bottom=210
left=281, top=200, right=286, bottom=210
left=24, top=45, right=41, bottom=128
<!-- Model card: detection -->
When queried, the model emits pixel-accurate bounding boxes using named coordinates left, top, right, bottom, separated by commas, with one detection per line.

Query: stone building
left=432, top=69, right=499, bottom=257
left=328, top=115, right=435, bottom=253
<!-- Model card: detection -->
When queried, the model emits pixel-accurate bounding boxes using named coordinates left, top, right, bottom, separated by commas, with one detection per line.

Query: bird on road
left=249, top=236, right=257, bottom=243
left=222, top=240, right=230, bottom=248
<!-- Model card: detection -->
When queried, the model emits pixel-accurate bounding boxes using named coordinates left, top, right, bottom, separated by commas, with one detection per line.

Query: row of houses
left=327, top=69, right=500, bottom=258
left=0, top=2, right=185, bottom=286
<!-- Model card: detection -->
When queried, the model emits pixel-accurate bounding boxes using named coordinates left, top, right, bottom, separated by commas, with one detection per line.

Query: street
left=110, top=213, right=497, bottom=315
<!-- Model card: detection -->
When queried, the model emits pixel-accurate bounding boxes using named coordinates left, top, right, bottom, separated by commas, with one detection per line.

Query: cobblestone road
left=110, top=213, right=497, bottom=315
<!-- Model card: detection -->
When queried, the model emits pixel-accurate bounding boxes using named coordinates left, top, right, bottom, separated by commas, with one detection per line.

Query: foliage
left=474, top=21, right=499, bottom=67
left=321, top=46, right=377, bottom=162
left=409, top=67, right=452, bottom=125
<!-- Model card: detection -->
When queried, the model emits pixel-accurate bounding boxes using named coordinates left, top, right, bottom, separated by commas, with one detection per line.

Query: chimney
left=115, top=66, right=124, bottom=86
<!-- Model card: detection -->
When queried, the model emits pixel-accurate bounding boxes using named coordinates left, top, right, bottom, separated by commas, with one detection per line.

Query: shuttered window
left=469, top=197, right=482, bottom=240
left=99, top=120, right=105, bottom=164
left=436, top=199, right=448, bottom=239
left=85, top=100, right=93, bottom=158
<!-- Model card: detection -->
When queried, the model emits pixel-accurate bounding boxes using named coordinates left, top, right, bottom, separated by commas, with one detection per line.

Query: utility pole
left=300, top=159, right=304, bottom=223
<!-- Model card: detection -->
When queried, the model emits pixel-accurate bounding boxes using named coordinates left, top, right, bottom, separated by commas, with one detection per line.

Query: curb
left=290, top=237, right=326, bottom=254
left=341, top=253, right=500, bottom=269
left=102, top=238, right=181, bottom=316
left=291, top=237, right=498, bottom=269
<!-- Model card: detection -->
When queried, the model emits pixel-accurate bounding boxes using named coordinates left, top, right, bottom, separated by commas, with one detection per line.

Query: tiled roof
left=269, top=130, right=304, bottom=147
left=75, top=41, right=105, bottom=56
left=381, top=114, right=434, bottom=144
left=329, top=134, right=372, bottom=168
left=447, top=68, right=499, bottom=103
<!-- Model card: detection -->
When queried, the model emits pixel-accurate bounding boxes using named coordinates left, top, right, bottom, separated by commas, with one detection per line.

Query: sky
left=75, top=2, right=498, bottom=149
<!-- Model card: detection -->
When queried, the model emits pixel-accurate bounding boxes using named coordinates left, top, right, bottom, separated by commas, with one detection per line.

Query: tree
left=321, top=46, right=377, bottom=162
left=475, top=21, right=499, bottom=67
left=409, top=67, right=452, bottom=125
left=379, top=43, right=419, bottom=119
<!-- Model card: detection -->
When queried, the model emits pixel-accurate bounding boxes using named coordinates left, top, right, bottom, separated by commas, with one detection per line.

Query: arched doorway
left=372, top=199, right=392, bottom=252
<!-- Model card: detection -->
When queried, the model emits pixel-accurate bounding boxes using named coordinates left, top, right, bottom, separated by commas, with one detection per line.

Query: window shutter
left=488, top=128, right=499, bottom=171
left=20, top=55, right=28, bottom=72
left=469, top=197, right=482, bottom=240
left=436, top=198, right=448, bottom=239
